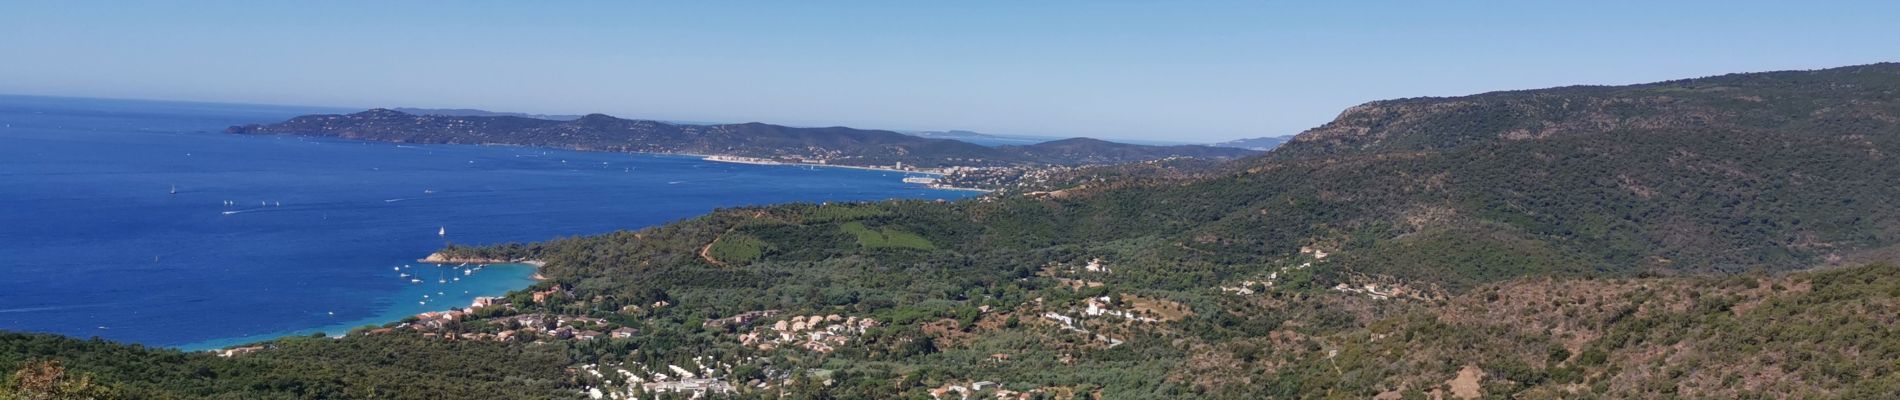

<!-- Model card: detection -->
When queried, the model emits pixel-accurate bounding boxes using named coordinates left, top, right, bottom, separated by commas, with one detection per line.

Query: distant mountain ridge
left=226, top=110, right=1257, bottom=168
left=900, top=129, right=1052, bottom=146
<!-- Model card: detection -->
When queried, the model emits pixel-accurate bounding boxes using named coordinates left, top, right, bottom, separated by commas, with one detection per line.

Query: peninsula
left=226, top=110, right=1257, bottom=171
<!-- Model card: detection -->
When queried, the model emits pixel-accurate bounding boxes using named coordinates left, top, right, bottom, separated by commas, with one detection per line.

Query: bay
left=0, top=95, right=978, bottom=349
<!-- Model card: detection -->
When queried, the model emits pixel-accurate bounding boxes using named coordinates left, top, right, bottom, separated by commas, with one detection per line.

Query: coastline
left=275, top=135, right=1003, bottom=192
left=175, top=148, right=982, bottom=352
left=179, top=258, right=542, bottom=352
left=925, top=184, right=995, bottom=192
left=420, top=253, right=548, bottom=280
left=16, top=106, right=984, bottom=353
left=417, top=252, right=545, bottom=266
left=694, top=154, right=993, bottom=192
left=694, top=154, right=943, bottom=175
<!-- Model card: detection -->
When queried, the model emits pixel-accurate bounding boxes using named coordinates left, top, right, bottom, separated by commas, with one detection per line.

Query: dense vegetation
left=226, top=110, right=1256, bottom=169
left=10, top=63, right=1900, bottom=399
left=0, top=333, right=571, bottom=399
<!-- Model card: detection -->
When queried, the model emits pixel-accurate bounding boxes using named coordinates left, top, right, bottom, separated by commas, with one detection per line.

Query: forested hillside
left=10, top=63, right=1900, bottom=399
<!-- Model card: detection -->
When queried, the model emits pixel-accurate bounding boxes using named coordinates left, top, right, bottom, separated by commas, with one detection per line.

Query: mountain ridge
left=1273, top=62, right=1900, bottom=160
left=388, top=107, right=584, bottom=121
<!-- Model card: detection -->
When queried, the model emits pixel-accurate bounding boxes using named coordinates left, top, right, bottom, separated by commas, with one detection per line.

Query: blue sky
left=2, top=2, right=1895, bottom=142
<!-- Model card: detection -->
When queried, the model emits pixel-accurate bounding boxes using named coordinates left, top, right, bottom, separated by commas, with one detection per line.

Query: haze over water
left=0, top=95, right=977, bottom=349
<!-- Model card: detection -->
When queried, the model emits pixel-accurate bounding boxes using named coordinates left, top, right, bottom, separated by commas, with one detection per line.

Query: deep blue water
left=0, top=95, right=978, bottom=349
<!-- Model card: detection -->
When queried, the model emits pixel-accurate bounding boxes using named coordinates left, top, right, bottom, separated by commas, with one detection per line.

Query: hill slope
left=1249, top=63, right=1900, bottom=278
left=405, top=62, right=1900, bottom=397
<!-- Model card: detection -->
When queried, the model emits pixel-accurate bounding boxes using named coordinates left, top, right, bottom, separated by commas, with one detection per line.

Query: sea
left=0, top=95, right=980, bottom=350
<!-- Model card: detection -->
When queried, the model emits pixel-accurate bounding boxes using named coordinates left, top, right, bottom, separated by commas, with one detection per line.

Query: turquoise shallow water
left=178, top=263, right=538, bottom=350
left=0, top=95, right=979, bottom=349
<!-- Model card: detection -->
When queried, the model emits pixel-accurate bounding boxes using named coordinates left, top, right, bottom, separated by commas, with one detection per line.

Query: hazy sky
left=3, top=2, right=1895, bottom=142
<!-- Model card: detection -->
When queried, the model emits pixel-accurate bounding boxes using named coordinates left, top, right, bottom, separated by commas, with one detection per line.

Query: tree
left=2, top=359, right=120, bottom=400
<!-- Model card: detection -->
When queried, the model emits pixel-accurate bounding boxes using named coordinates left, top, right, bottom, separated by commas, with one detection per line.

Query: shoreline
left=694, top=154, right=944, bottom=175
left=178, top=260, right=541, bottom=352
left=420, top=254, right=548, bottom=280
left=270, top=136, right=1002, bottom=192
left=694, top=154, right=993, bottom=192
left=926, top=184, right=995, bottom=193
left=417, top=252, right=545, bottom=266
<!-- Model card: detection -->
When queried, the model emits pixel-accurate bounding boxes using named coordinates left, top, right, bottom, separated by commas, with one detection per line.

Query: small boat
left=392, top=267, right=400, bottom=271
left=438, top=226, right=446, bottom=237
left=452, top=277, right=460, bottom=282
left=169, top=185, right=177, bottom=195
left=463, top=269, right=473, bottom=276
left=409, top=279, right=422, bottom=284
left=399, top=273, right=410, bottom=278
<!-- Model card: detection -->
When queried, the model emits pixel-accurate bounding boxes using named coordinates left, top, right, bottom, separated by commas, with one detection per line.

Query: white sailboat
left=438, top=226, right=446, bottom=237
left=169, top=185, right=177, bottom=195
